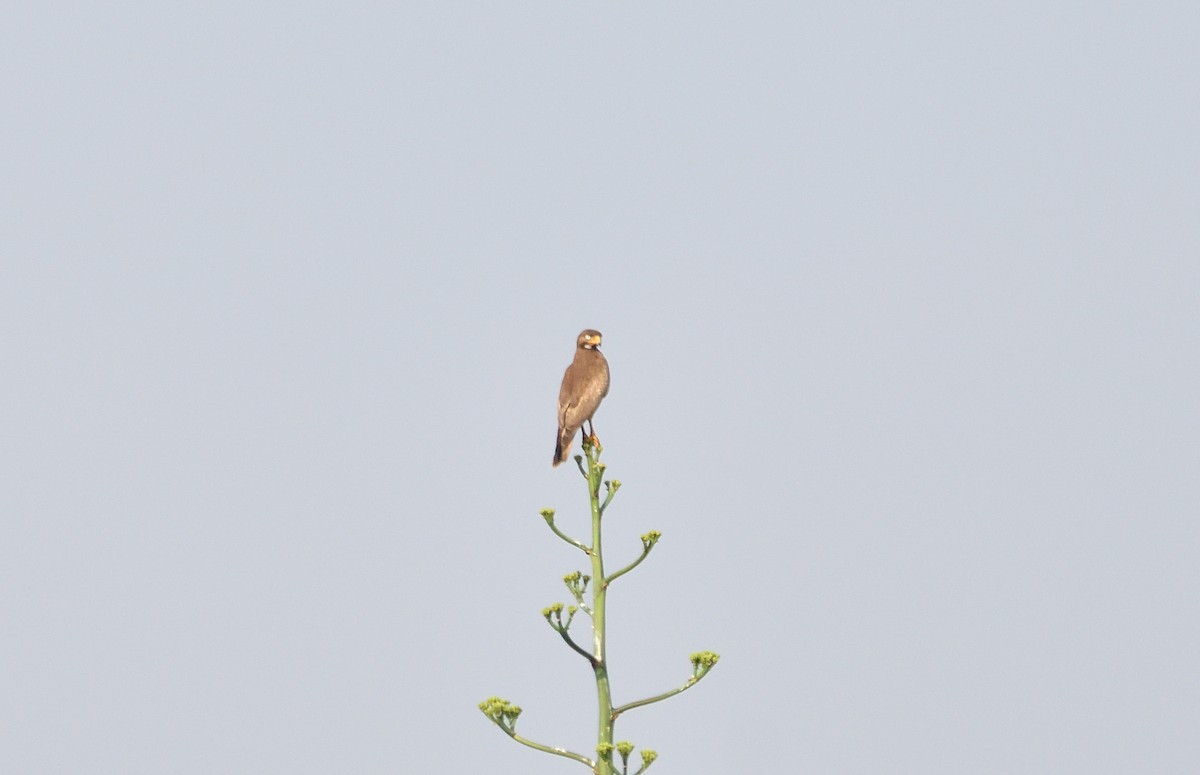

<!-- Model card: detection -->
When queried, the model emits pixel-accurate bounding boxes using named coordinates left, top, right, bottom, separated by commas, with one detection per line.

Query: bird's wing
left=557, top=362, right=585, bottom=422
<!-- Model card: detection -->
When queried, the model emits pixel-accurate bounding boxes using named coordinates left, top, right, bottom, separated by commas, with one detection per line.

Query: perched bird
left=554, top=329, right=610, bottom=467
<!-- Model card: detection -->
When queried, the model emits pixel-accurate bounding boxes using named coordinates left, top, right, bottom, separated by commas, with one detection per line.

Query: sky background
left=2, top=2, right=1198, bottom=774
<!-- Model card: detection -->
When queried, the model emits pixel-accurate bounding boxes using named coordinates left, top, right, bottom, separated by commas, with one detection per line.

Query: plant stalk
left=583, top=440, right=614, bottom=775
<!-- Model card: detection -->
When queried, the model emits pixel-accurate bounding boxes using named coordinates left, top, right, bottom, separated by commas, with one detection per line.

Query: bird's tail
left=553, top=429, right=574, bottom=467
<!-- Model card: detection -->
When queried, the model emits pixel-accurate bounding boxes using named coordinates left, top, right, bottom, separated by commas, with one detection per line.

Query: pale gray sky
left=2, top=3, right=1197, bottom=774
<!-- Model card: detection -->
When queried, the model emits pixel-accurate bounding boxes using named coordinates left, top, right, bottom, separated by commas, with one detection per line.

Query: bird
left=554, top=329, right=610, bottom=467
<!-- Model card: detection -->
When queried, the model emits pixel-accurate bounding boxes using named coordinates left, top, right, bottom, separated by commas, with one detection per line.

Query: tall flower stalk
left=480, top=438, right=720, bottom=774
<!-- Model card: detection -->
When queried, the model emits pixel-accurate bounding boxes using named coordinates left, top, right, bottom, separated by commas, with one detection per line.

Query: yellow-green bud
left=479, top=696, right=522, bottom=726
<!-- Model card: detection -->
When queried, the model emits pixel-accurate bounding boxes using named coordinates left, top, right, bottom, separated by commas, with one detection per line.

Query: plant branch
left=611, top=678, right=700, bottom=720
left=605, top=531, right=661, bottom=586
left=554, top=625, right=599, bottom=666
left=605, top=553, right=648, bottom=585
left=540, top=509, right=590, bottom=554
left=505, top=729, right=595, bottom=769
left=480, top=697, right=595, bottom=768
left=599, top=479, right=622, bottom=515
left=611, top=654, right=719, bottom=721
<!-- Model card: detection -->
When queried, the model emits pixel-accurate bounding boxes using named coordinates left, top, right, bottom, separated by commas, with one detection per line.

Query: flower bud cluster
left=478, top=696, right=522, bottom=729
left=689, top=650, right=721, bottom=677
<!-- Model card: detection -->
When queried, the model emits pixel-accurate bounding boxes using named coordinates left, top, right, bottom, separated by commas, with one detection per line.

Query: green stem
left=555, top=626, right=598, bottom=667
left=547, top=519, right=590, bottom=554
left=583, top=439, right=614, bottom=775
left=502, top=728, right=595, bottom=769
left=610, top=669, right=712, bottom=721
left=599, top=484, right=619, bottom=515
left=605, top=544, right=652, bottom=585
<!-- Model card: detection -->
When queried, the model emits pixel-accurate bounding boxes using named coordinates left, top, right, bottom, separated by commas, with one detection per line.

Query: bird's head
left=578, top=329, right=603, bottom=349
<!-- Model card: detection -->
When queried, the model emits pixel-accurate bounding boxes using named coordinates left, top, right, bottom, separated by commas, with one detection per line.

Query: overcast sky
left=2, top=3, right=1197, bottom=774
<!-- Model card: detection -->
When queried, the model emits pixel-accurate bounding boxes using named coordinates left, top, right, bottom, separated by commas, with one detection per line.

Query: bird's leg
left=585, top=420, right=602, bottom=452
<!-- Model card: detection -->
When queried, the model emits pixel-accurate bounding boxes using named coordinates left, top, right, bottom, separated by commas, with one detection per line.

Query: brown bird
left=553, top=329, right=610, bottom=467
